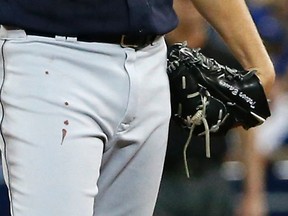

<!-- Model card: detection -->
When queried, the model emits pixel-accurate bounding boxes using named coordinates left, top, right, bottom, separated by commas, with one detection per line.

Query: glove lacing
left=183, top=93, right=211, bottom=178
left=179, top=47, right=243, bottom=80
left=167, top=43, right=232, bottom=178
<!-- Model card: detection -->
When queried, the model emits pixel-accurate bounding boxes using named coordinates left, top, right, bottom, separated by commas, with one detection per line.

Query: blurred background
left=1, top=0, right=288, bottom=215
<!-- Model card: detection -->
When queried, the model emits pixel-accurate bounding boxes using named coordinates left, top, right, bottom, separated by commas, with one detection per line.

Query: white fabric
left=255, top=93, right=288, bottom=155
left=0, top=26, right=170, bottom=216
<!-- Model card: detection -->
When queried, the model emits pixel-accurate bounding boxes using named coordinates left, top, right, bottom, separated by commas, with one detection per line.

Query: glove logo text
left=219, top=80, right=256, bottom=109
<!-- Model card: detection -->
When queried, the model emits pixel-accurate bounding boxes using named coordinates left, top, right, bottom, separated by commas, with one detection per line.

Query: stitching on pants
left=0, top=40, right=14, bottom=216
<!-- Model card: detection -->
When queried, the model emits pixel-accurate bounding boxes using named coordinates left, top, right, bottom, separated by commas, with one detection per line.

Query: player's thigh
left=0, top=29, right=106, bottom=216
left=94, top=37, right=171, bottom=216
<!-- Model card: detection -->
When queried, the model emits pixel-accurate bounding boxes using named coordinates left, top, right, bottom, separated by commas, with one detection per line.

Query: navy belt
left=4, top=26, right=159, bottom=50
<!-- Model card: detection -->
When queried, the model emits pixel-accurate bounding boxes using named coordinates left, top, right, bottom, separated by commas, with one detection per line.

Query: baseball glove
left=167, top=42, right=271, bottom=166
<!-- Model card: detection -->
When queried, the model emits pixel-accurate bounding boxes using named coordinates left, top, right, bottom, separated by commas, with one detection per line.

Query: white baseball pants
left=0, top=26, right=171, bottom=216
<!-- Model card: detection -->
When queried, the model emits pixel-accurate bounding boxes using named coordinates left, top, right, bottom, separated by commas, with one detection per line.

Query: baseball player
left=0, top=0, right=275, bottom=216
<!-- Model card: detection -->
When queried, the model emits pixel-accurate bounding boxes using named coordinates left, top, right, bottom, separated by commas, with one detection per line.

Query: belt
left=3, top=26, right=160, bottom=50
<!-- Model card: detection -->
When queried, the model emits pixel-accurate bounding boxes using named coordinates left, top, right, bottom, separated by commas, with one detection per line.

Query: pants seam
left=0, top=39, right=14, bottom=216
